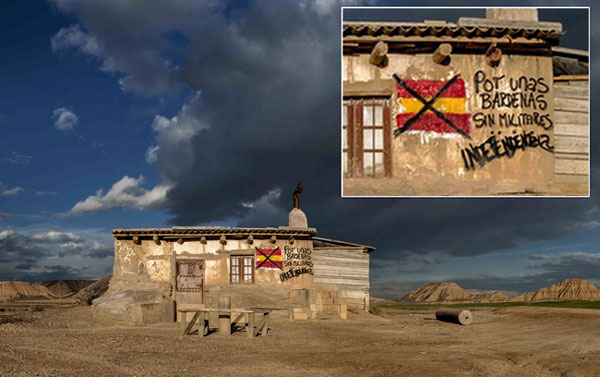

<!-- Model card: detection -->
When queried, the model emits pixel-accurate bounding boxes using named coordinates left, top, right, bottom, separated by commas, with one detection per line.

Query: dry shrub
left=0, top=315, right=25, bottom=325
left=369, top=305, right=382, bottom=316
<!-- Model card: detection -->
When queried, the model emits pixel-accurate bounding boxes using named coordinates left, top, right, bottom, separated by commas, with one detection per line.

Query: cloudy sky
left=0, top=0, right=595, bottom=298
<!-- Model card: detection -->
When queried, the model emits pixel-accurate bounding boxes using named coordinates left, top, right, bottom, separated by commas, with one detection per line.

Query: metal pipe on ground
left=435, top=308, right=473, bottom=325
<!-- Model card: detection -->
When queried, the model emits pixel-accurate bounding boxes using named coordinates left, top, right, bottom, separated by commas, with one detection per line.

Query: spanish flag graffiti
left=394, top=74, right=471, bottom=138
left=255, top=247, right=283, bottom=270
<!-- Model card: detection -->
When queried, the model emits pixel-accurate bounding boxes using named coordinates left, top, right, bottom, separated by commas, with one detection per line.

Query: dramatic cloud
left=22, top=265, right=91, bottom=282
left=51, top=107, right=79, bottom=131
left=0, top=228, right=110, bottom=258
left=50, top=0, right=598, bottom=284
left=30, top=230, right=80, bottom=243
left=151, top=92, right=208, bottom=178
left=50, top=3, right=182, bottom=96
left=236, top=188, right=288, bottom=227
left=2, top=151, right=32, bottom=165
left=526, top=251, right=600, bottom=279
left=68, top=175, right=169, bottom=214
left=0, top=227, right=112, bottom=281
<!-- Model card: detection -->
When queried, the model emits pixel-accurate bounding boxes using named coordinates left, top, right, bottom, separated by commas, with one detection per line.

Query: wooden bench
left=179, top=308, right=271, bottom=337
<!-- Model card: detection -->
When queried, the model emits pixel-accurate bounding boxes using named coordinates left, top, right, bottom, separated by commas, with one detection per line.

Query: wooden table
left=179, top=308, right=271, bottom=337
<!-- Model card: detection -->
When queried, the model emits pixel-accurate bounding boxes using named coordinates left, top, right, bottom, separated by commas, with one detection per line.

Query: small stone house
left=94, top=207, right=374, bottom=324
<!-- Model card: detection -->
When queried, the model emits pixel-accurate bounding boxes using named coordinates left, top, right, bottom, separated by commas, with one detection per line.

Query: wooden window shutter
left=347, top=102, right=354, bottom=177
left=355, top=100, right=364, bottom=177
left=383, top=100, right=392, bottom=177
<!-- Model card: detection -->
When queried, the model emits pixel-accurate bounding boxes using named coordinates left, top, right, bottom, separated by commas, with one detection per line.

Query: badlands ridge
left=400, top=279, right=600, bottom=303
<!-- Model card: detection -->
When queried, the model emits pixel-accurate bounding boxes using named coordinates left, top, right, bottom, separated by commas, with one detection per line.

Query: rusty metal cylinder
left=435, top=308, right=473, bottom=325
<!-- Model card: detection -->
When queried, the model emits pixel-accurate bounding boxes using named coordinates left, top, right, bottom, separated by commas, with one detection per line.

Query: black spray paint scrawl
left=460, top=130, right=554, bottom=171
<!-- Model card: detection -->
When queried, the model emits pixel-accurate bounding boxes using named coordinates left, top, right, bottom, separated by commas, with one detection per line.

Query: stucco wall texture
left=343, top=52, right=556, bottom=195
left=113, top=237, right=315, bottom=288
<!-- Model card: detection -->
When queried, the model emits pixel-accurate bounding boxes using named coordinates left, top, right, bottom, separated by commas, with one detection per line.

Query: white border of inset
left=340, top=6, right=591, bottom=198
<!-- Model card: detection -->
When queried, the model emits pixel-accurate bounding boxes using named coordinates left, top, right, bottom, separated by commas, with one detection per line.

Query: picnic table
left=179, top=308, right=271, bottom=337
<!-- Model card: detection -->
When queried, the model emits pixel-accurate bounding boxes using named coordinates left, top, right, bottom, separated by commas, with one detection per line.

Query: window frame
left=230, top=255, right=255, bottom=284
left=343, top=97, right=392, bottom=177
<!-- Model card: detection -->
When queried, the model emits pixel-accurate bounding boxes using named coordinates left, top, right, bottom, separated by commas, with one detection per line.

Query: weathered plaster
left=344, top=52, right=555, bottom=195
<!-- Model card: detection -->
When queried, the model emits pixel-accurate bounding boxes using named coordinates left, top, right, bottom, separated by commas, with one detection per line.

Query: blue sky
left=0, top=0, right=597, bottom=298
left=0, top=0, right=171, bottom=228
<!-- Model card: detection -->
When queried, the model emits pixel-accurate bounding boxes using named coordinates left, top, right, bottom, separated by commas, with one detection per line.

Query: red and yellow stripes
left=395, top=78, right=471, bottom=135
left=398, top=97, right=466, bottom=114
left=256, top=248, right=282, bottom=269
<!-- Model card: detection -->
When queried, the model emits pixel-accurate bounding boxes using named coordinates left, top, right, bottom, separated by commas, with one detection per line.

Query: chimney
left=288, top=182, right=308, bottom=228
left=485, top=8, right=539, bottom=22
left=288, top=208, right=308, bottom=228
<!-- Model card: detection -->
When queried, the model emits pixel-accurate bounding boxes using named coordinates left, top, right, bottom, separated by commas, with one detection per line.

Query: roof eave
left=313, top=236, right=375, bottom=253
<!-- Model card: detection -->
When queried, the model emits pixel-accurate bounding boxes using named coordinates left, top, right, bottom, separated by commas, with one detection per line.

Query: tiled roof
left=343, top=21, right=563, bottom=43
left=112, top=226, right=317, bottom=236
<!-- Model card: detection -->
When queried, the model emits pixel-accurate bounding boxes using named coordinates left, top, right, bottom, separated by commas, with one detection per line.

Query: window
left=343, top=98, right=391, bottom=177
left=362, top=102, right=385, bottom=176
left=230, top=256, right=254, bottom=284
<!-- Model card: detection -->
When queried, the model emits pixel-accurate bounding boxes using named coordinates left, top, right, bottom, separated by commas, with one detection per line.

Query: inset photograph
left=342, top=7, right=589, bottom=196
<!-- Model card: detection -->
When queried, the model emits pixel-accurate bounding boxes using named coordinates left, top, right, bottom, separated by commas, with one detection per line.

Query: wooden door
left=176, top=259, right=204, bottom=304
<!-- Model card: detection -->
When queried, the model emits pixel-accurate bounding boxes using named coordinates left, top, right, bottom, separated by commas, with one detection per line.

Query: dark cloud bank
left=0, top=228, right=112, bottom=281
left=47, top=0, right=597, bottom=295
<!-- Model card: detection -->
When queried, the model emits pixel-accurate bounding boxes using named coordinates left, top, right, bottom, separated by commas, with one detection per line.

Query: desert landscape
left=1, top=278, right=600, bottom=376
left=398, top=279, right=600, bottom=303
left=0, top=3, right=595, bottom=377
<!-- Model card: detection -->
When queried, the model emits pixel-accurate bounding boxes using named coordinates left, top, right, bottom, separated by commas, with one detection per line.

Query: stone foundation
left=92, top=278, right=174, bottom=325
left=289, top=289, right=348, bottom=320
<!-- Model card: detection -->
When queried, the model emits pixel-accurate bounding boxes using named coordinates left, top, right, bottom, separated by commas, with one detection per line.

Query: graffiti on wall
left=460, top=130, right=553, bottom=171
left=114, top=241, right=145, bottom=276
left=392, top=69, right=554, bottom=173
left=393, top=74, right=471, bottom=138
left=280, top=267, right=313, bottom=282
left=461, top=70, right=554, bottom=171
left=255, top=247, right=283, bottom=270
left=279, top=246, right=313, bottom=282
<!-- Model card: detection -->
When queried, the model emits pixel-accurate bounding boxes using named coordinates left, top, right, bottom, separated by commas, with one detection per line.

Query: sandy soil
left=1, top=303, right=599, bottom=376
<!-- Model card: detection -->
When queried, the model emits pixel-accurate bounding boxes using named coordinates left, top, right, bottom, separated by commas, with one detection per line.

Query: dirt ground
left=1, top=303, right=599, bottom=377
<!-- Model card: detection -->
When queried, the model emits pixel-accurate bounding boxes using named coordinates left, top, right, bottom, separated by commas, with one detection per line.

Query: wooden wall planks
left=313, top=247, right=370, bottom=309
left=553, top=79, right=589, bottom=195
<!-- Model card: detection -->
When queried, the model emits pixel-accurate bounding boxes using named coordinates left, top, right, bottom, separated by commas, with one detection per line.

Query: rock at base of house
left=93, top=289, right=174, bottom=325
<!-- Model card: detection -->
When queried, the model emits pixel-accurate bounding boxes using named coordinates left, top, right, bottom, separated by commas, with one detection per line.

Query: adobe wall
left=343, top=52, right=555, bottom=195
left=112, top=236, right=315, bottom=289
